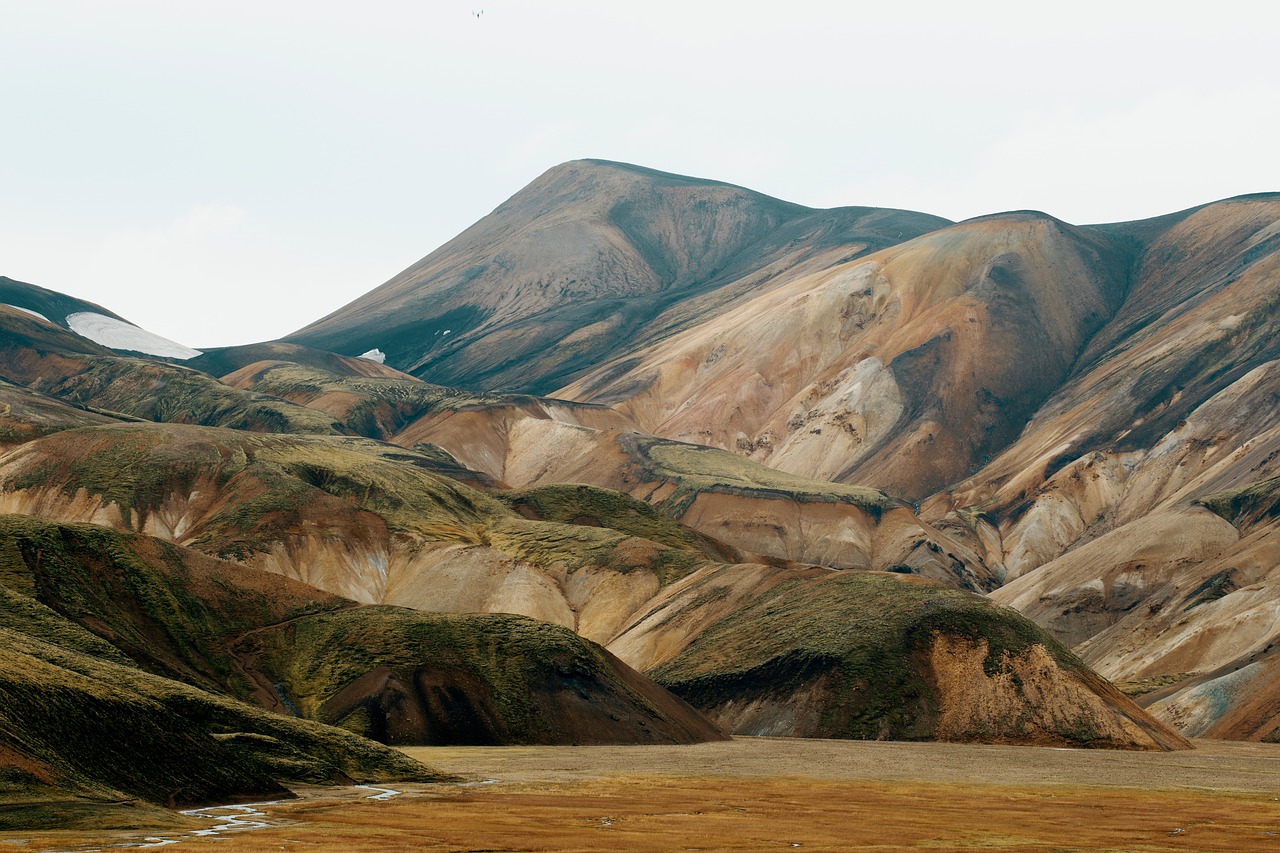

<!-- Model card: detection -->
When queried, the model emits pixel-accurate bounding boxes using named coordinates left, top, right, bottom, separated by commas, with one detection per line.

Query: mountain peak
left=287, top=162, right=949, bottom=393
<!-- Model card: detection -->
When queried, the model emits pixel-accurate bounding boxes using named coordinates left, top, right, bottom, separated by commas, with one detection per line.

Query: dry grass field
left=8, top=737, right=1280, bottom=852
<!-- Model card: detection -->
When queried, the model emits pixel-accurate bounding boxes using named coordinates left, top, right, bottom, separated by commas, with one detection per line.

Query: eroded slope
left=287, top=159, right=950, bottom=393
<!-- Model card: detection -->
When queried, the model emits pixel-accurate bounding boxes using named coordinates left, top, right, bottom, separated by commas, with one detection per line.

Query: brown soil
left=11, top=737, right=1280, bottom=851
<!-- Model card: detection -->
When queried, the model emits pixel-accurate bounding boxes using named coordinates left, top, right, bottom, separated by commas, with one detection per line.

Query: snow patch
left=65, top=312, right=201, bottom=359
left=358, top=348, right=387, bottom=363
left=3, top=304, right=50, bottom=323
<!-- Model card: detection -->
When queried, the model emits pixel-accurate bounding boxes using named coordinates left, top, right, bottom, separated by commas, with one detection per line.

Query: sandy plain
left=7, top=737, right=1280, bottom=852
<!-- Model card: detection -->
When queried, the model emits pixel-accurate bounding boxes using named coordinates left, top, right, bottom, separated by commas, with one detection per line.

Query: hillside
left=12, top=164, right=1280, bottom=820
left=0, top=419, right=1182, bottom=750
left=0, top=515, right=722, bottom=747
left=0, top=524, right=439, bottom=828
left=0, top=306, right=344, bottom=434
left=286, top=159, right=951, bottom=394
left=651, top=570, right=1186, bottom=749
left=275, top=165, right=1280, bottom=744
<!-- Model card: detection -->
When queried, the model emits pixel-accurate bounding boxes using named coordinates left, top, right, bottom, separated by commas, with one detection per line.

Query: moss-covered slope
left=0, top=423, right=718, bottom=597
left=0, top=515, right=725, bottom=757
left=0, top=515, right=350, bottom=693
left=0, top=309, right=344, bottom=435
left=499, top=482, right=743, bottom=563
left=246, top=607, right=725, bottom=745
left=0, top=583, right=439, bottom=829
left=653, top=571, right=1188, bottom=749
left=0, top=378, right=119, bottom=449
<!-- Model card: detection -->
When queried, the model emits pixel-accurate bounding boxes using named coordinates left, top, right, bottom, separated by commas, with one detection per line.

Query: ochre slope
left=932, top=196, right=1280, bottom=577
left=0, top=425, right=1186, bottom=749
left=561, top=212, right=1130, bottom=499
left=914, top=198, right=1280, bottom=673
left=648, top=570, right=1185, bottom=749
left=286, top=159, right=950, bottom=394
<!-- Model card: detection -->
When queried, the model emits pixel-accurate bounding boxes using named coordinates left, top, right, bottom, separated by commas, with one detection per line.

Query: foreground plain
left=8, top=737, right=1280, bottom=852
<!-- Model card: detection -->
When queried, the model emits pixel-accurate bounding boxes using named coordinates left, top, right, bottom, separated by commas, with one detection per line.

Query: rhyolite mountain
left=0, top=305, right=1182, bottom=764
left=0, top=420, right=1175, bottom=749
left=274, top=162, right=1280, bottom=743
left=285, top=159, right=952, bottom=394
left=5, top=160, right=1280, bottom=825
left=0, top=276, right=200, bottom=360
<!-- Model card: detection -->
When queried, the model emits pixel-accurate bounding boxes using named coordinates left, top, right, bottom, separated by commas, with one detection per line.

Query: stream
left=40, top=786, right=409, bottom=851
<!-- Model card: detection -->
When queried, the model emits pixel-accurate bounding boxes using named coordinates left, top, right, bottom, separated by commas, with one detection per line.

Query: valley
left=2, top=159, right=1279, bottom=838
left=11, top=738, right=1280, bottom=852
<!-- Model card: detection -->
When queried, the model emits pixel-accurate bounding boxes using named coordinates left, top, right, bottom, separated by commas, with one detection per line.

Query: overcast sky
left=1, top=0, right=1276, bottom=348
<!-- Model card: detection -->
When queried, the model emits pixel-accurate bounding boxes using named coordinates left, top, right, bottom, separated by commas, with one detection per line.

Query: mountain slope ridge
left=286, top=159, right=952, bottom=393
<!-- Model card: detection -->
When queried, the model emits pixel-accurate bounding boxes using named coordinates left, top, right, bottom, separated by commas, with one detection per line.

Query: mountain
left=285, top=160, right=951, bottom=394
left=16, top=165, right=1280, bottom=826
left=0, top=305, right=343, bottom=434
left=210, top=347, right=1000, bottom=591
left=275, top=163, right=1280, bottom=744
left=0, top=276, right=199, bottom=360
left=0, top=515, right=721, bottom=747
left=0, top=418, right=1182, bottom=751
left=561, top=211, right=1132, bottom=499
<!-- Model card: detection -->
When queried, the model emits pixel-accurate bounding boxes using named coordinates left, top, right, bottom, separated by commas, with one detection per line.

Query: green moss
left=252, top=607, right=624, bottom=744
left=1197, top=476, right=1280, bottom=529
left=0, top=516, right=449, bottom=826
left=0, top=515, right=346, bottom=694
left=235, top=362, right=497, bottom=439
left=499, top=483, right=735, bottom=562
left=486, top=514, right=704, bottom=587
left=628, top=436, right=894, bottom=514
left=0, top=622, right=439, bottom=819
left=1115, top=672, right=1199, bottom=697
left=654, top=571, right=1083, bottom=740
left=38, top=355, right=344, bottom=436
left=1, top=425, right=241, bottom=526
left=954, top=507, right=995, bottom=534
left=0, top=381, right=119, bottom=446
left=1182, top=570, right=1238, bottom=610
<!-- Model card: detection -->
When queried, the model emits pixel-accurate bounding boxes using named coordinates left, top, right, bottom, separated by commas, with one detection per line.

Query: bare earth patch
left=7, top=737, right=1280, bottom=851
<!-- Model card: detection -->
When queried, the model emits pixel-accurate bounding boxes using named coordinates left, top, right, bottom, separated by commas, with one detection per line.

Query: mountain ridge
left=285, top=159, right=953, bottom=393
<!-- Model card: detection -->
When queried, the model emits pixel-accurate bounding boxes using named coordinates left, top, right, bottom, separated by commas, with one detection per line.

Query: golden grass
left=15, top=774, right=1280, bottom=852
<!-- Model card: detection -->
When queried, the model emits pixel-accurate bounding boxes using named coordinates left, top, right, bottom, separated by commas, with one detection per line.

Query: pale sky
left=1, top=0, right=1276, bottom=348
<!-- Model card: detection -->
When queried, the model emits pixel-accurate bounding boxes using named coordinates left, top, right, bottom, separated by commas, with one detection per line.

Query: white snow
left=358, top=347, right=387, bottom=363
left=65, top=311, right=201, bottom=359
left=3, top=304, right=50, bottom=323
